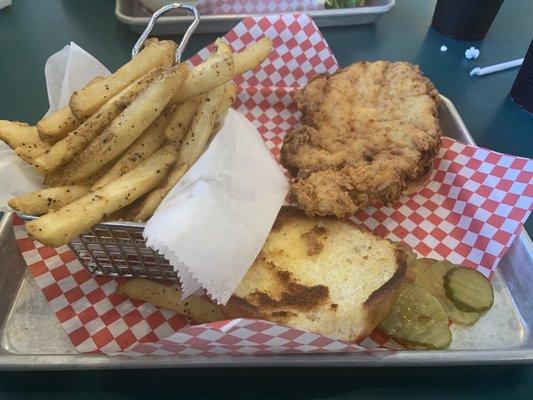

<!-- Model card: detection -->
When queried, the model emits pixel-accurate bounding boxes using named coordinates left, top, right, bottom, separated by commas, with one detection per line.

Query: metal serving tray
left=115, top=0, right=396, bottom=34
left=0, top=96, right=532, bottom=369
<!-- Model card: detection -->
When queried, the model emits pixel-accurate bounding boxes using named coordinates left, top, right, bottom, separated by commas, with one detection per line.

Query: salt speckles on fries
left=91, top=105, right=173, bottom=189
left=164, top=95, right=204, bottom=144
left=234, top=37, right=273, bottom=75
left=46, top=64, right=188, bottom=186
left=0, top=121, right=42, bottom=149
left=34, top=68, right=162, bottom=174
left=26, top=146, right=176, bottom=247
left=14, top=142, right=50, bottom=165
left=36, top=76, right=105, bottom=143
left=8, top=185, right=90, bottom=216
left=176, top=83, right=227, bottom=167
left=127, top=163, right=188, bottom=222
left=171, top=51, right=234, bottom=104
left=69, top=40, right=177, bottom=119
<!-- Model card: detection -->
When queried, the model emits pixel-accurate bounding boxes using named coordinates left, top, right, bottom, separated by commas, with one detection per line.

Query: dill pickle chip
left=444, top=268, right=494, bottom=313
left=405, top=258, right=437, bottom=282
left=415, top=261, right=480, bottom=325
left=380, top=282, right=452, bottom=350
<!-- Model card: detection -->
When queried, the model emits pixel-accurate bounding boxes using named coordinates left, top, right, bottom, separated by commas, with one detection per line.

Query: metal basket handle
left=131, top=3, right=200, bottom=63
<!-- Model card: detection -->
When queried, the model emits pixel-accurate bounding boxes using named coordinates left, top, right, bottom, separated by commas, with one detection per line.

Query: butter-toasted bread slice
left=225, top=208, right=406, bottom=342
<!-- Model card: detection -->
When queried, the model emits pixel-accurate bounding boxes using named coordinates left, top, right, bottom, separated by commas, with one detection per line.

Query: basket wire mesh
left=69, top=222, right=178, bottom=281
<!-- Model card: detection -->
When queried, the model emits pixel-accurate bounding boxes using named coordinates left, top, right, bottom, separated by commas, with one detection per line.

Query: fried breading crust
left=281, top=61, right=442, bottom=217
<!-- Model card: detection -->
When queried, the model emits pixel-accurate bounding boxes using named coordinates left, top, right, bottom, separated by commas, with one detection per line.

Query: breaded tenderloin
left=281, top=61, right=442, bottom=217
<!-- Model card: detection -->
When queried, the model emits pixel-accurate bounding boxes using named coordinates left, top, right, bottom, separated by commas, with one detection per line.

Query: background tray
left=0, top=96, right=532, bottom=369
left=115, top=0, right=396, bottom=34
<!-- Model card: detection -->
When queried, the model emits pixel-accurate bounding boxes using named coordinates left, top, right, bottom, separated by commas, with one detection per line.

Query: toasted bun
left=224, top=208, right=406, bottom=342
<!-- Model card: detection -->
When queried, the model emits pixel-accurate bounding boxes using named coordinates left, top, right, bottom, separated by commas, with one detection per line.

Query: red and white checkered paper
left=13, top=14, right=533, bottom=356
left=195, top=0, right=324, bottom=15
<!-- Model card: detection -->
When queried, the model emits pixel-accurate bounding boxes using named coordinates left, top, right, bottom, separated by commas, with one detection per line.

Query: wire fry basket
left=19, top=3, right=202, bottom=282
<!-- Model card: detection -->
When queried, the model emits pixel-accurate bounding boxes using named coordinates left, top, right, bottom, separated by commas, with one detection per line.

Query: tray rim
left=1, top=95, right=532, bottom=369
left=115, top=0, right=396, bottom=27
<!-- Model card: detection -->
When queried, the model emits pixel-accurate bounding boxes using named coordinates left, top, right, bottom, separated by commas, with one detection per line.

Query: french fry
left=36, top=76, right=105, bottom=143
left=37, top=107, right=80, bottom=143
left=144, top=38, right=160, bottom=48
left=45, top=64, right=188, bottom=186
left=176, top=84, right=227, bottom=167
left=27, top=145, right=177, bottom=247
left=91, top=105, right=173, bottom=189
left=169, top=38, right=271, bottom=105
left=217, top=81, right=237, bottom=117
left=214, top=38, right=233, bottom=57
left=14, top=142, right=51, bottom=164
left=117, top=278, right=225, bottom=323
left=76, top=162, right=117, bottom=187
left=34, top=67, right=162, bottom=174
left=8, top=185, right=90, bottom=216
left=163, top=95, right=204, bottom=144
left=128, top=163, right=188, bottom=221
left=170, top=51, right=234, bottom=104
left=69, top=40, right=177, bottom=119
left=0, top=121, right=41, bottom=149
left=233, top=37, right=273, bottom=75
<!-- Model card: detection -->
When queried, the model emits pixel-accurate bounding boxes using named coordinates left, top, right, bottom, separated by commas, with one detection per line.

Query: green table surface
left=0, top=0, right=532, bottom=397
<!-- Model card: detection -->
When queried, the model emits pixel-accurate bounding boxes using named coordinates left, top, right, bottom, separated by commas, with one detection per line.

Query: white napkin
left=145, top=109, right=289, bottom=304
left=44, top=42, right=111, bottom=115
left=0, top=42, right=110, bottom=210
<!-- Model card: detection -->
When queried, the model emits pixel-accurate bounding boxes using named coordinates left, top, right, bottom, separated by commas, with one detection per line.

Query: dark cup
left=431, top=0, right=505, bottom=41
left=510, top=38, right=533, bottom=114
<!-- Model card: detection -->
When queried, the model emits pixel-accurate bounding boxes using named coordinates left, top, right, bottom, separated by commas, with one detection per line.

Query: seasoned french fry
left=36, top=76, right=105, bottom=143
left=27, top=145, right=177, bottom=247
left=91, top=105, right=173, bottom=189
left=214, top=37, right=232, bottom=57
left=45, top=64, right=188, bottom=186
left=216, top=81, right=237, bottom=117
left=117, top=278, right=225, bottom=323
left=163, top=95, right=204, bottom=144
left=128, top=163, right=188, bottom=221
left=34, top=67, right=162, bottom=174
left=37, top=107, right=81, bottom=144
left=85, top=75, right=106, bottom=87
left=169, top=38, right=271, bottom=105
left=170, top=51, right=234, bottom=104
left=76, top=162, right=117, bottom=187
left=69, top=41, right=177, bottom=119
left=144, top=37, right=160, bottom=48
left=233, top=37, right=273, bottom=75
left=8, top=185, right=90, bottom=216
left=0, top=121, right=41, bottom=149
left=163, top=43, right=235, bottom=144
left=176, top=84, right=227, bottom=166
left=14, top=142, right=51, bottom=164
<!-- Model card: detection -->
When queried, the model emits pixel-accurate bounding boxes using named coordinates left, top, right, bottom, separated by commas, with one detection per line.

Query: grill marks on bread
left=250, top=260, right=329, bottom=311
left=230, top=208, right=406, bottom=341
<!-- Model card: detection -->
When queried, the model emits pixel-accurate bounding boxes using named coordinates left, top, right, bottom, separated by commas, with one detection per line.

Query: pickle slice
left=405, top=258, right=437, bottom=282
left=414, top=261, right=480, bottom=326
left=380, top=282, right=452, bottom=350
left=444, top=268, right=494, bottom=313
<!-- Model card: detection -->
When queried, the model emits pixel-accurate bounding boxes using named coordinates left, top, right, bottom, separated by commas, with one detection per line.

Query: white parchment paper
left=145, top=109, right=289, bottom=304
